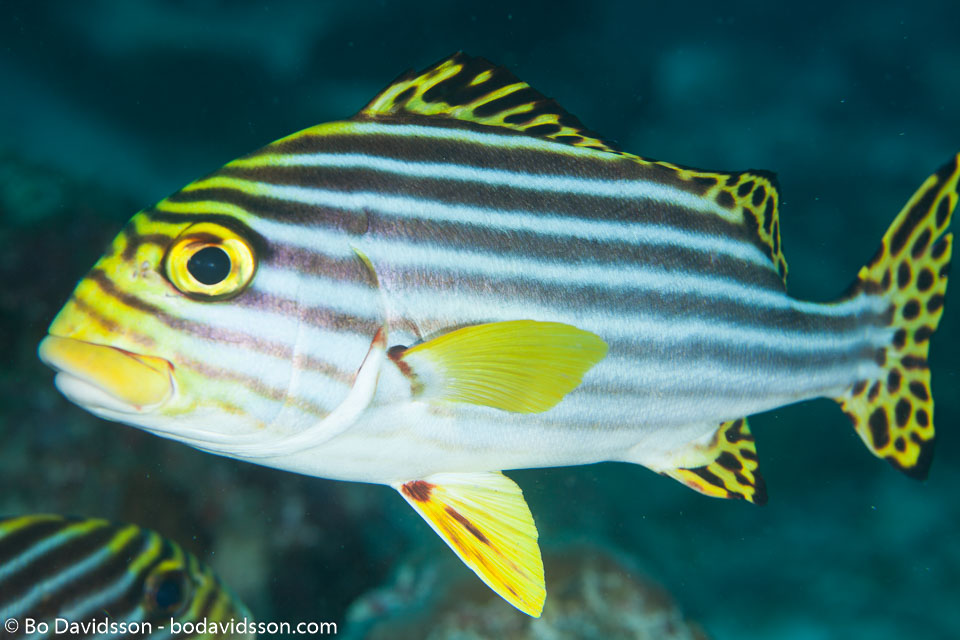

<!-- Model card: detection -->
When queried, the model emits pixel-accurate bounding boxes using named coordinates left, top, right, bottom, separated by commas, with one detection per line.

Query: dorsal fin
left=668, top=166, right=789, bottom=286
left=357, top=52, right=622, bottom=154
left=358, top=53, right=788, bottom=287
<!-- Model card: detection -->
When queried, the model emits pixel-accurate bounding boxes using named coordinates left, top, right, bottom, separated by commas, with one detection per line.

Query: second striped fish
left=0, top=514, right=253, bottom=639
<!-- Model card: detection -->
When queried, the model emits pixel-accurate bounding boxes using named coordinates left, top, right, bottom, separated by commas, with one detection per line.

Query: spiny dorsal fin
left=661, top=418, right=768, bottom=505
left=395, top=471, right=545, bottom=617
left=358, top=52, right=622, bottom=154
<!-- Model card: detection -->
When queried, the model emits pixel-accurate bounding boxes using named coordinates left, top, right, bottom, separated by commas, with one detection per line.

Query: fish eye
left=187, top=246, right=231, bottom=285
left=145, top=568, right=190, bottom=615
left=165, top=222, right=256, bottom=299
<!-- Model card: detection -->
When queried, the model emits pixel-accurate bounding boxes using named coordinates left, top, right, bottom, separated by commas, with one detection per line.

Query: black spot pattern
left=895, top=399, right=912, bottom=427
left=893, top=329, right=908, bottom=349
left=911, top=229, right=932, bottom=258
left=887, top=369, right=901, bottom=392
left=716, top=451, right=743, bottom=471
left=931, top=237, right=948, bottom=260
left=927, top=294, right=944, bottom=313
left=763, top=198, right=775, bottom=235
left=936, top=196, right=950, bottom=228
left=902, top=300, right=921, bottom=320
left=901, top=355, right=927, bottom=369
left=868, top=409, right=890, bottom=449
left=909, top=381, right=929, bottom=401
left=891, top=179, right=938, bottom=255
left=898, top=262, right=912, bottom=289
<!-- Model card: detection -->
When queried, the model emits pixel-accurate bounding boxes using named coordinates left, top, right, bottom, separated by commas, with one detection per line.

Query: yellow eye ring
left=143, top=563, right=192, bottom=615
left=165, top=222, right=256, bottom=299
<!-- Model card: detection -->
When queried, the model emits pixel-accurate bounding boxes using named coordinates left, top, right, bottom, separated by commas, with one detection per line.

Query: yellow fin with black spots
left=704, top=169, right=787, bottom=286
left=658, top=167, right=788, bottom=286
left=660, top=418, right=767, bottom=505
left=392, top=320, right=608, bottom=414
left=394, top=471, right=545, bottom=617
left=357, top=52, right=621, bottom=154
left=834, top=153, right=958, bottom=479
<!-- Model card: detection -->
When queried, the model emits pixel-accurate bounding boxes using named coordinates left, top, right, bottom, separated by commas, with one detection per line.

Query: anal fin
left=660, top=418, right=767, bottom=505
left=394, top=471, right=545, bottom=617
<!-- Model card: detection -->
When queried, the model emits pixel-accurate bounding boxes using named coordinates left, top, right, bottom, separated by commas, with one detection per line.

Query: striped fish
left=0, top=514, right=253, bottom=639
left=38, top=53, right=957, bottom=617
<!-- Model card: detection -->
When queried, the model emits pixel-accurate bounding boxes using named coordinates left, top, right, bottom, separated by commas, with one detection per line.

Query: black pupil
left=187, top=246, right=231, bottom=285
left=154, top=574, right=185, bottom=611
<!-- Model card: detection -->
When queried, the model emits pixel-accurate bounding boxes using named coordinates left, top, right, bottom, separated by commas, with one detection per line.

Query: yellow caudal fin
left=834, top=154, right=958, bottom=479
left=394, top=471, right=545, bottom=617
left=660, top=418, right=767, bottom=505
left=393, top=320, right=608, bottom=413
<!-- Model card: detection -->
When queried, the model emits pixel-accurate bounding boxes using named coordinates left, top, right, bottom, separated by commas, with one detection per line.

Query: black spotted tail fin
left=834, top=154, right=959, bottom=479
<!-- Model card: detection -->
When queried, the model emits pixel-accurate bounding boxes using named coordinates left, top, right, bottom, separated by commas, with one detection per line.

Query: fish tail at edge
left=833, top=153, right=959, bottom=479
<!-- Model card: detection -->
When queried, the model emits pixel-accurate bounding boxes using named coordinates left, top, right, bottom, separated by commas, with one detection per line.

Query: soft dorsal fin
left=357, top=52, right=622, bottom=155
left=669, top=166, right=789, bottom=286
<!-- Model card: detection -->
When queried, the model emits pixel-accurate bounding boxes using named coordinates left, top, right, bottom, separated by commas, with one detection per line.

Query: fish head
left=142, top=545, right=255, bottom=637
left=39, top=197, right=383, bottom=449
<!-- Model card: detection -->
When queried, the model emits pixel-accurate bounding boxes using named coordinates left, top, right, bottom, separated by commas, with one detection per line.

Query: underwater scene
left=2, top=1, right=958, bottom=639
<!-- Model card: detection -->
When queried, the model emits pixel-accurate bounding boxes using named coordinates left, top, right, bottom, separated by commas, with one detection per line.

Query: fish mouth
left=38, top=336, right=175, bottom=414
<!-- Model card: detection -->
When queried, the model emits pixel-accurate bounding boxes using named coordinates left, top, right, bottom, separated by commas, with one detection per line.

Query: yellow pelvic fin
left=357, top=52, right=622, bottom=155
left=834, top=153, right=958, bottom=480
left=394, top=471, right=545, bottom=617
left=393, top=320, right=608, bottom=413
left=661, top=418, right=767, bottom=505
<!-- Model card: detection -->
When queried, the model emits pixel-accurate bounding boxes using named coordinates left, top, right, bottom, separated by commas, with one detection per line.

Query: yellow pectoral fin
left=394, top=471, right=545, bottom=617
left=395, top=320, right=608, bottom=413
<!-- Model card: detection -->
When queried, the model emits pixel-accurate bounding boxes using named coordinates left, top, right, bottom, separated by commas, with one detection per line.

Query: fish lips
left=38, top=336, right=175, bottom=414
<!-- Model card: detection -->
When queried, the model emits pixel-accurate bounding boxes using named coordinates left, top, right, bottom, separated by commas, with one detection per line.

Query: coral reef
left=346, top=547, right=708, bottom=640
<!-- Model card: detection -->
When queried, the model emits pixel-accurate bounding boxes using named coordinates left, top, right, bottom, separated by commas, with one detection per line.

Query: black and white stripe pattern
left=0, top=515, right=252, bottom=639
left=155, top=117, right=888, bottom=429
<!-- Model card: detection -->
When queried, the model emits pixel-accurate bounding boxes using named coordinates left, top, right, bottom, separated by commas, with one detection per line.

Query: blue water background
left=1, top=1, right=958, bottom=638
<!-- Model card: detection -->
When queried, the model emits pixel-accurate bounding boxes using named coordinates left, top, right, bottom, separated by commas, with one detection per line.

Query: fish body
left=0, top=514, right=253, bottom=639
left=39, top=54, right=957, bottom=616
left=234, top=119, right=883, bottom=483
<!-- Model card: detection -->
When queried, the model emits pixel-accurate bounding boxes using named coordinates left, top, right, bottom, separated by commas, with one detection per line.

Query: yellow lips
left=38, top=336, right=174, bottom=410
